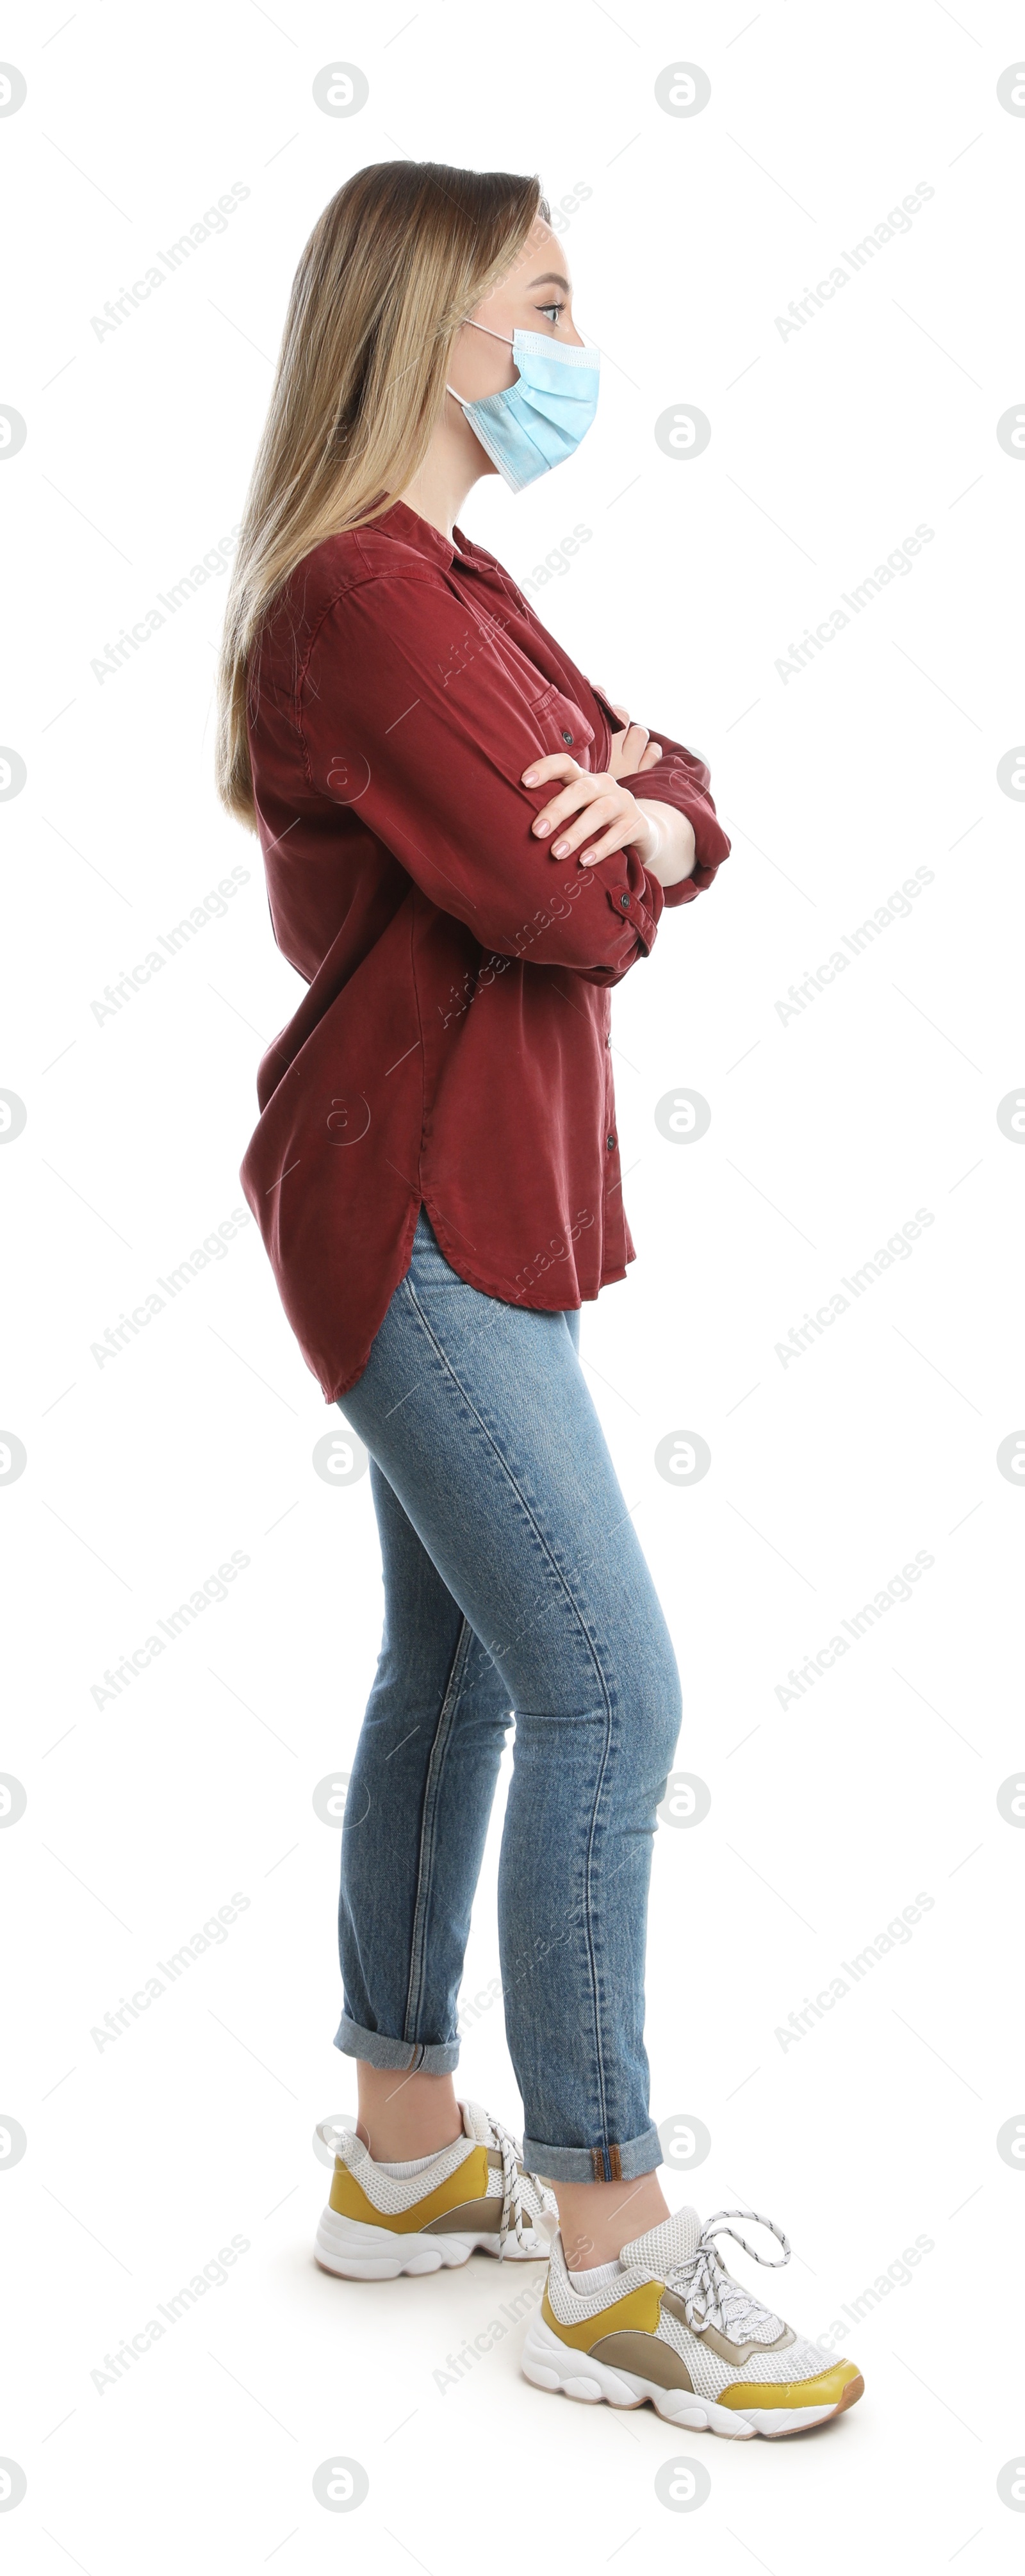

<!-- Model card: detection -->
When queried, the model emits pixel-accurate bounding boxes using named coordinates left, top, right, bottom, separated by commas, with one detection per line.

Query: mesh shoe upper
left=652, top=2302, right=832, bottom=2399
left=320, top=2099, right=556, bottom=2236
left=332, top=2126, right=477, bottom=2215
left=546, top=2204, right=840, bottom=2395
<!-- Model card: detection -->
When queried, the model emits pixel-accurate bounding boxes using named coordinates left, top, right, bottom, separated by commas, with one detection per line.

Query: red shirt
left=240, top=498, right=730, bottom=1402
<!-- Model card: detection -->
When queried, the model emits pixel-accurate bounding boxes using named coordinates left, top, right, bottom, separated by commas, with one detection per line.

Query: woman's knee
left=616, top=1614, right=682, bottom=1782
left=652, top=1645, right=683, bottom=1778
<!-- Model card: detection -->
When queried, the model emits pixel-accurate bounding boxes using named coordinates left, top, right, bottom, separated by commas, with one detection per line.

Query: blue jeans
left=332, top=1206, right=682, bottom=2182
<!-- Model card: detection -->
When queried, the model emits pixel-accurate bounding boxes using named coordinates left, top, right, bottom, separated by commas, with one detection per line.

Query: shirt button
left=562, top=729, right=573, bottom=744
left=619, top=891, right=630, bottom=909
left=606, top=1132, right=616, bottom=1151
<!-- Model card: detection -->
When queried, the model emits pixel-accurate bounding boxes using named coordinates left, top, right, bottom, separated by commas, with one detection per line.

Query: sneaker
left=522, top=2204, right=864, bottom=2439
left=314, top=2099, right=557, bottom=2279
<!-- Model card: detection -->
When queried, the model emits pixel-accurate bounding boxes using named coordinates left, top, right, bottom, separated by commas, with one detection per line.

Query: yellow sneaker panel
left=329, top=2144, right=491, bottom=2231
left=716, top=2358, right=860, bottom=2410
left=541, top=2279, right=664, bottom=2350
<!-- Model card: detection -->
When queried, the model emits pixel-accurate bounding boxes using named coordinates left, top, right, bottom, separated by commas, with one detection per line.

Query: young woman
left=215, top=160, right=862, bottom=2438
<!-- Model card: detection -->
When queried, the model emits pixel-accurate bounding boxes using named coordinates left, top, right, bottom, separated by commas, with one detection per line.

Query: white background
left=1, top=1, right=1022, bottom=2566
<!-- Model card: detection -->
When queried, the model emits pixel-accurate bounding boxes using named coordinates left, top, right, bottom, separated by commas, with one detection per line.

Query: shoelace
left=665, top=2208, right=792, bottom=2338
left=486, top=2111, right=533, bottom=2258
left=315, top=2112, right=536, bottom=2257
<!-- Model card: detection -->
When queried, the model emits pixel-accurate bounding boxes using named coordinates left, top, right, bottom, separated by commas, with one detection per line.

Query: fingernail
left=523, top=771, right=537, bottom=785
left=552, top=839, right=569, bottom=857
left=535, top=819, right=552, bottom=835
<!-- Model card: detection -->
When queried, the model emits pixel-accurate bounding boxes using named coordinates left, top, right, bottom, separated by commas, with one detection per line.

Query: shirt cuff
left=605, top=838, right=664, bottom=956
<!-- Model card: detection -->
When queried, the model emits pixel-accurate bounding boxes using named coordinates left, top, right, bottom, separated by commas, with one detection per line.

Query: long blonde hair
left=215, top=159, right=548, bottom=825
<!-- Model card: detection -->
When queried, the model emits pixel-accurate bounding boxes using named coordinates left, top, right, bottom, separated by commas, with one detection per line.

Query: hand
left=591, top=690, right=663, bottom=782
left=589, top=687, right=697, bottom=889
left=521, top=751, right=660, bottom=870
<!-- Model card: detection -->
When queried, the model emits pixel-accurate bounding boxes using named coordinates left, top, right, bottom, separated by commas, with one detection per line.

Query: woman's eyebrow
left=526, top=272, right=571, bottom=292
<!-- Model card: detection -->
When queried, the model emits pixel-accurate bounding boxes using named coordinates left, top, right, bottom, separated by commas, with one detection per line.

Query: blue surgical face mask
left=445, top=319, right=600, bottom=494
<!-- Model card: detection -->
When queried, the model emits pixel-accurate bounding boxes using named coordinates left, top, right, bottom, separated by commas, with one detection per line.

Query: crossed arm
left=521, top=698, right=698, bottom=890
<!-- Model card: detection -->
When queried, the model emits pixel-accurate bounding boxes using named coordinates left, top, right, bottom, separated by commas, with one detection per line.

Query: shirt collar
left=371, top=496, right=482, bottom=573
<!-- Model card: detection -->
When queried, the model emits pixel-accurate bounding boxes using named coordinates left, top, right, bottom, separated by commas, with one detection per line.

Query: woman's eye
left=537, top=302, right=563, bottom=325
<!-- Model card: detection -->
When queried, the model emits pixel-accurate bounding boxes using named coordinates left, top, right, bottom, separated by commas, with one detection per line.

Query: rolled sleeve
left=582, top=867, right=662, bottom=982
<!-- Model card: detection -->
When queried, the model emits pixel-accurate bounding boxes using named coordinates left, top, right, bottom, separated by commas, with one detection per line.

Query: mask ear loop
left=445, top=315, right=514, bottom=407
left=464, top=318, right=514, bottom=346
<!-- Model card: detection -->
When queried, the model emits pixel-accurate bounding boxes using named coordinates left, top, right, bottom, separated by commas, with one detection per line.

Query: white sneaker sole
left=315, top=2204, right=550, bottom=2279
left=520, top=2313, right=855, bottom=2438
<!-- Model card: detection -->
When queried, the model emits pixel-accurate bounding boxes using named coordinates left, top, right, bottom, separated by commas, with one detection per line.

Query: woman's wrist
left=634, top=798, right=698, bottom=888
left=633, top=802, right=664, bottom=874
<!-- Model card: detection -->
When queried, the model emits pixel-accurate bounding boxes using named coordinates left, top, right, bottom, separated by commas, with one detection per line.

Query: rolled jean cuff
left=334, top=2010, right=460, bottom=2075
left=522, top=2124, right=663, bottom=2184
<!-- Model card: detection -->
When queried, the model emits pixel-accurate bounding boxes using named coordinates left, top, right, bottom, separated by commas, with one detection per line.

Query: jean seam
left=403, top=1611, right=479, bottom=2044
left=581, top=1710, right=616, bottom=2169
left=398, top=1263, right=616, bottom=2153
